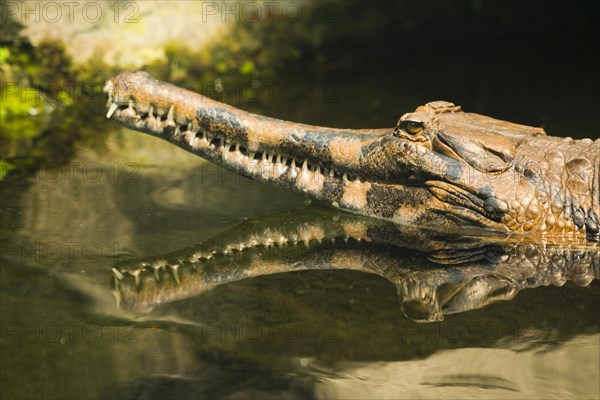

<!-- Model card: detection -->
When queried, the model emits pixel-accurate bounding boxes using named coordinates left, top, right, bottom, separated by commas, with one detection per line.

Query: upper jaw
left=103, top=73, right=394, bottom=195
left=103, top=75, right=471, bottom=198
left=103, top=72, right=406, bottom=185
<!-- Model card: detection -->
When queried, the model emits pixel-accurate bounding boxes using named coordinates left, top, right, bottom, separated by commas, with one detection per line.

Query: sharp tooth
left=106, top=103, right=119, bottom=118
left=112, top=286, right=121, bottom=308
left=111, top=267, right=124, bottom=280
left=343, top=172, right=348, bottom=181
left=171, top=265, right=180, bottom=284
left=262, top=152, right=267, bottom=161
left=302, top=159, right=308, bottom=170
left=235, top=144, right=240, bottom=152
left=249, top=152, right=255, bottom=160
left=315, top=166, right=321, bottom=175
left=167, top=105, right=174, bottom=121
left=187, top=122, right=192, bottom=132
left=329, top=169, right=335, bottom=177
left=282, top=157, right=288, bottom=166
left=149, top=106, right=154, bottom=119
left=276, top=154, right=281, bottom=164
left=131, top=269, right=141, bottom=288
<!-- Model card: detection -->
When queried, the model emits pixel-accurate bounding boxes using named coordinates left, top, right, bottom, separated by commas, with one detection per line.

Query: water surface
left=1, top=58, right=599, bottom=399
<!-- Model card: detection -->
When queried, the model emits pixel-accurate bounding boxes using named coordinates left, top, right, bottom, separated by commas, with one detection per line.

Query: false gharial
left=104, top=71, right=600, bottom=240
left=111, top=210, right=599, bottom=322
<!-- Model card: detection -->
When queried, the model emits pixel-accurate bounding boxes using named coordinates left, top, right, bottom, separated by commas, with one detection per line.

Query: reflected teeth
left=106, top=103, right=119, bottom=118
left=112, top=267, right=124, bottom=280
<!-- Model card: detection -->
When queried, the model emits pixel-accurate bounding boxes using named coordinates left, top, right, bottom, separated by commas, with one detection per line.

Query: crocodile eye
left=402, top=121, right=424, bottom=135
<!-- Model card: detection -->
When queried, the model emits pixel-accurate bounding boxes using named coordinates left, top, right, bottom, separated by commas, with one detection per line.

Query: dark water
left=2, top=37, right=600, bottom=399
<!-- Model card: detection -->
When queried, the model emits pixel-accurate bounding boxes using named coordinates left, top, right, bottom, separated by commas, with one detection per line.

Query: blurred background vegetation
left=1, top=0, right=598, bottom=180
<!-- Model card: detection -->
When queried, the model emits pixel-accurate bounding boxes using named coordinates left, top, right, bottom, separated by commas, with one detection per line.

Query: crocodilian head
left=392, top=101, right=545, bottom=174
left=375, top=101, right=545, bottom=232
left=104, top=71, right=549, bottom=233
left=398, top=273, right=519, bottom=323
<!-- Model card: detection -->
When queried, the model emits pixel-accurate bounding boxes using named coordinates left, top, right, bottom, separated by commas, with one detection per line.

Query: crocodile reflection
left=112, top=210, right=599, bottom=323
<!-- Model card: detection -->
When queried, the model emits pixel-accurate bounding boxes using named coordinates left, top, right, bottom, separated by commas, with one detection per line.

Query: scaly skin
left=111, top=210, right=599, bottom=322
left=104, top=71, right=600, bottom=239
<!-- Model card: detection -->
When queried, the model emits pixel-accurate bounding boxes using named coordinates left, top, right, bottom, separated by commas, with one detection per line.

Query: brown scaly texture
left=104, top=71, right=599, bottom=240
left=111, top=211, right=599, bottom=321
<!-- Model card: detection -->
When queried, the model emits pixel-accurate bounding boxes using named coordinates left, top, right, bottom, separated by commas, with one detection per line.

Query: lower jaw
left=112, top=108, right=511, bottom=233
left=113, top=109, right=374, bottom=210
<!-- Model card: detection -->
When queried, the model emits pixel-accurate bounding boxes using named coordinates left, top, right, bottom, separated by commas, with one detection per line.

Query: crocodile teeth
left=112, top=267, right=124, bottom=280
left=106, top=103, right=119, bottom=118
left=171, top=264, right=181, bottom=284
left=131, top=269, right=141, bottom=287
